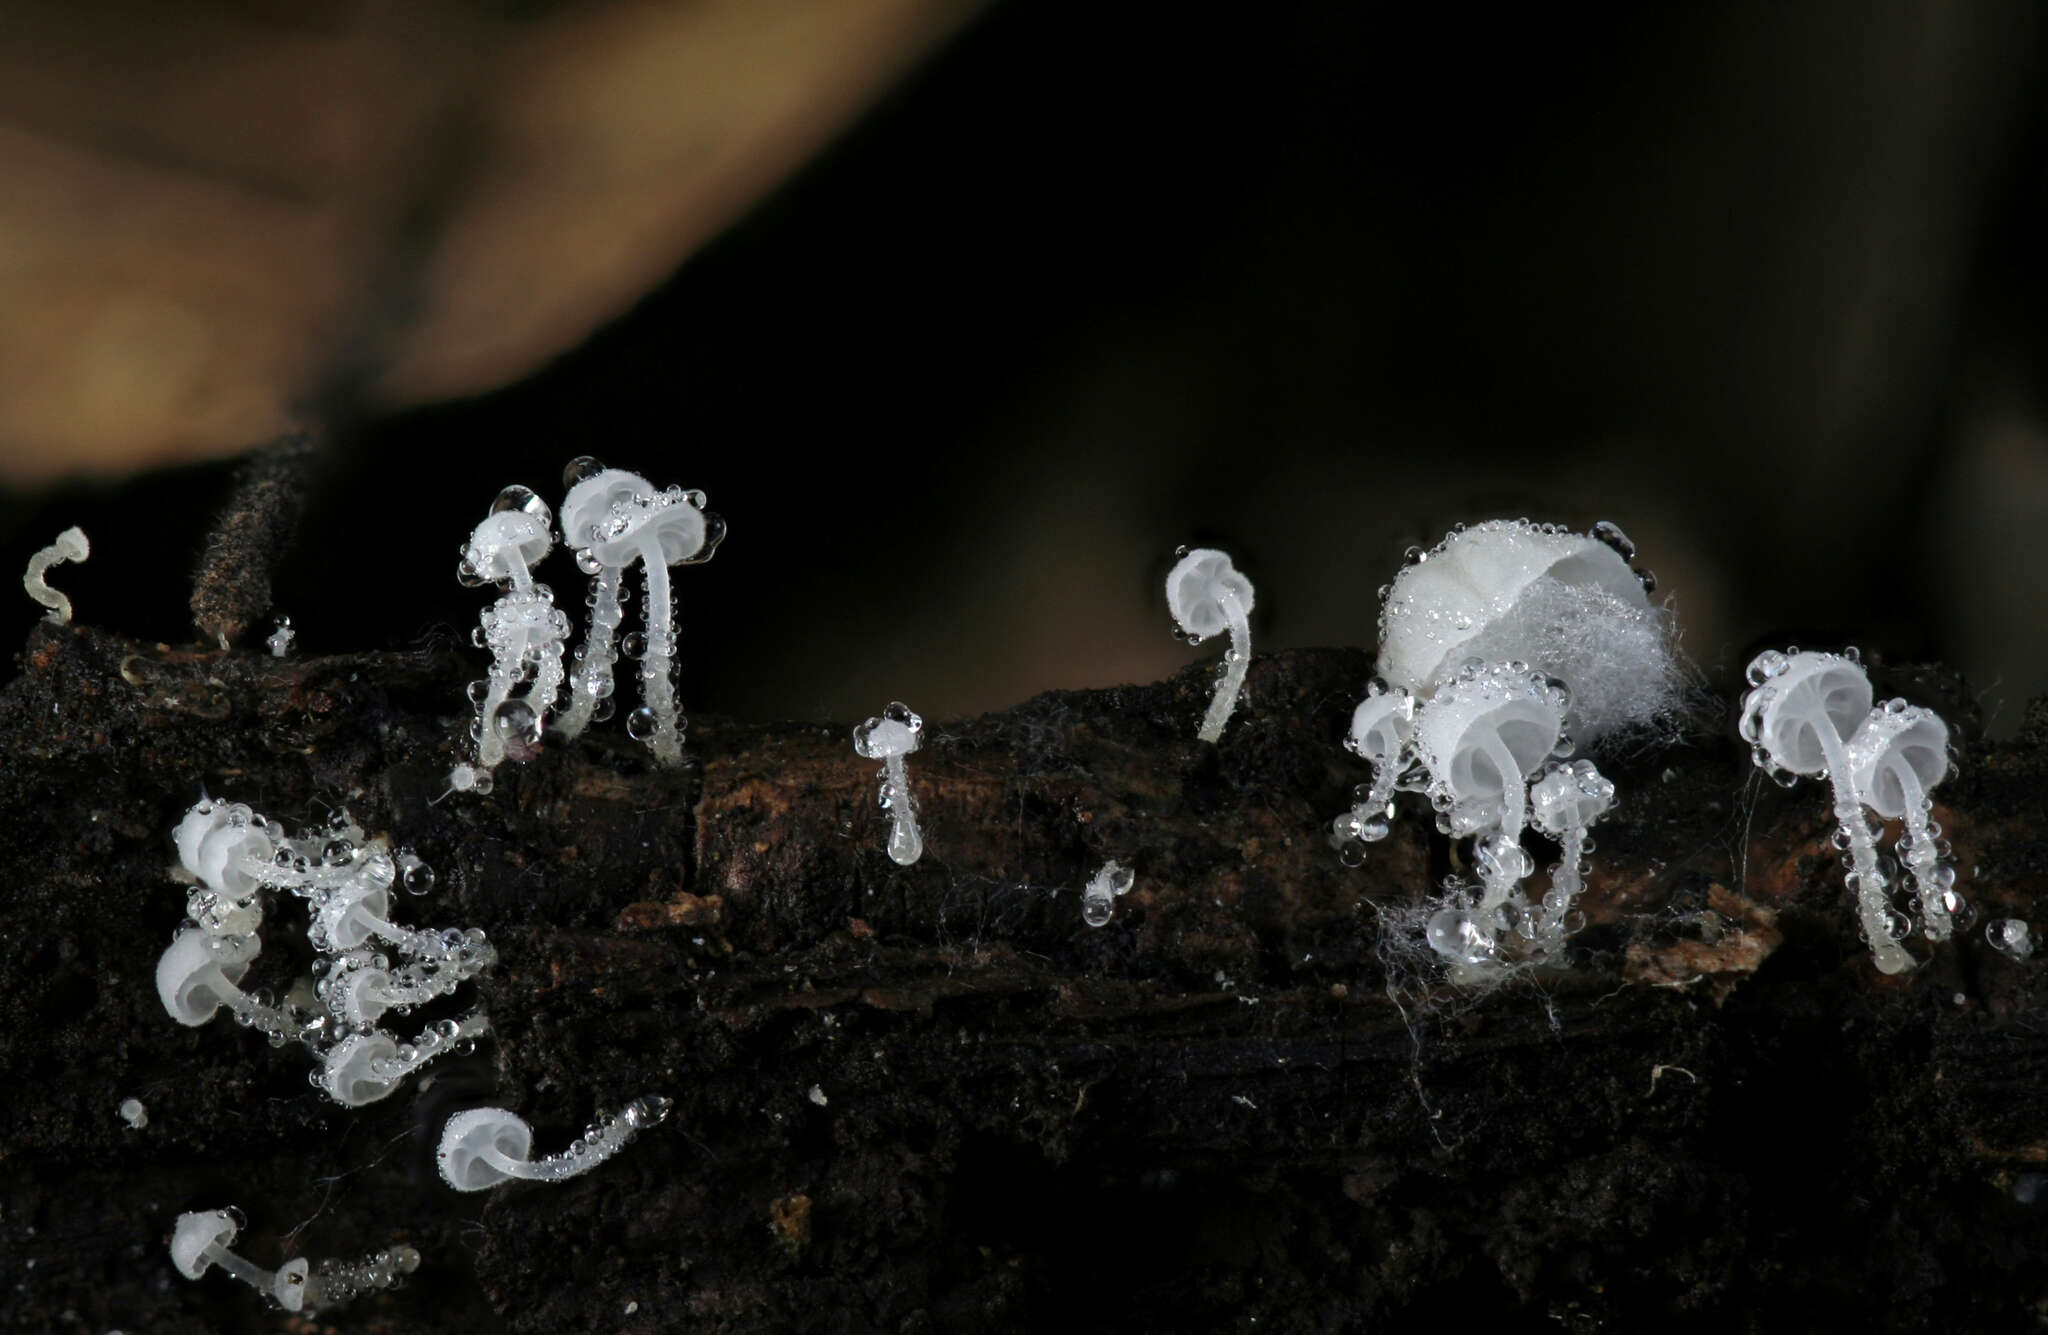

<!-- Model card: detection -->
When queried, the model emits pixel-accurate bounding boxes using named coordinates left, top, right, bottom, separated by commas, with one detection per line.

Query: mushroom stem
left=1817, top=721, right=1915, bottom=974
left=1472, top=730, right=1531, bottom=939
left=883, top=753, right=923, bottom=866
left=1892, top=765, right=1952, bottom=941
left=641, top=553, right=683, bottom=765
left=485, top=1098, right=667, bottom=1182
left=555, top=565, right=623, bottom=739
left=201, top=1240, right=278, bottom=1294
left=1195, top=587, right=1252, bottom=744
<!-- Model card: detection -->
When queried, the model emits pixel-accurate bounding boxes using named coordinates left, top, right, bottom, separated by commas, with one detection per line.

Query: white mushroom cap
left=1346, top=687, right=1415, bottom=763
left=463, top=509, right=553, bottom=583
left=1414, top=664, right=1567, bottom=821
left=1530, top=759, right=1617, bottom=835
left=1846, top=703, right=1950, bottom=819
left=170, top=1209, right=236, bottom=1279
left=333, top=966, right=394, bottom=1027
left=561, top=467, right=648, bottom=549
left=436, top=1106, right=534, bottom=1191
left=156, top=928, right=253, bottom=1026
left=317, top=883, right=393, bottom=952
left=321, top=1033, right=400, bottom=1107
left=1377, top=521, right=1645, bottom=698
left=1165, top=548, right=1255, bottom=641
left=1741, top=650, right=1873, bottom=777
left=174, top=802, right=271, bottom=901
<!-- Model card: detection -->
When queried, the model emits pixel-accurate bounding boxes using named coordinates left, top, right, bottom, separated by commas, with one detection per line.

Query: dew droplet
left=626, top=706, right=659, bottom=741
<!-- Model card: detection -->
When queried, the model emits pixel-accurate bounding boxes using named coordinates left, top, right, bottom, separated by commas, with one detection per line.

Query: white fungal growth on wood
left=1166, top=547, right=1256, bottom=743
left=1740, top=647, right=1962, bottom=974
left=22, top=525, right=88, bottom=624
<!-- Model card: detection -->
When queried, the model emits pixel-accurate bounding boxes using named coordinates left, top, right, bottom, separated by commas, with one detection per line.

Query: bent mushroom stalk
left=1165, top=547, right=1257, bottom=744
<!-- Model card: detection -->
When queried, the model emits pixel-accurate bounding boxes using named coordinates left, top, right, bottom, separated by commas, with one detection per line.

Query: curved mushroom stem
left=1892, top=765, right=1952, bottom=941
left=1817, top=721, right=1915, bottom=974
left=482, top=1096, right=673, bottom=1182
left=1196, top=587, right=1252, bottom=744
left=640, top=553, right=685, bottom=765
left=555, top=564, right=623, bottom=740
left=882, top=753, right=923, bottom=865
left=1338, top=760, right=1403, bottom=845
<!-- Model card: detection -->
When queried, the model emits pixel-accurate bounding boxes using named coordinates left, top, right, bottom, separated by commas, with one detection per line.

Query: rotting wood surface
left=3, top=623, right=2046, bottom=1333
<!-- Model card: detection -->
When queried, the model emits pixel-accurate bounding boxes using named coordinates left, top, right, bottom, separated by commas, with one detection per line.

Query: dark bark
left=2, top=624, right=2045, bottom=1334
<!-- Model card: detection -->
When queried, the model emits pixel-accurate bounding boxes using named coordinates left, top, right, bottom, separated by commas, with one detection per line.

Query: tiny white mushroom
left=1081, top=859, right=1136, bottom=928
left=854, top=703, right=926, bottom=865
left=456, top=486, right=568, bottom=779
left=1330, top=684, right=1417, bottom=865
left=1166, top=547, right=1256, bottom=744
left=155, top=928, right=300, bottom=1043
left=436, top=1096, right=673, bottom=1192
left=1413, top=661, right=1570, bottom=974
left=22, top=525, right=88, bottom=624
left=171, top=1210, right=276, bottom=1296
left=319, top=1015, right=490, bottom=1107
left=170, top=1208, right=418, bottom=1312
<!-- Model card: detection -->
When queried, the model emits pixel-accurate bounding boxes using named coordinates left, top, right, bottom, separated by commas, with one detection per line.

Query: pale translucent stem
left=884, top=753, right=923, bottom=865
left=224, top=988, right=303, bottom=1045
left=1819, top=724, right=1914, bottom=973
left=1893, top=765, right=1950, bottom=941
left=554, top=565, right=622, bottom=739
left=499, top=543, right=534, bottom=599
left=1473, top=731, right=1530, bottom=940
left=484, top=1105, right=644, bottom=1182
left=1539, top=821, right=1586, bottom=945
left=202, top=1243, right=276, bottom=1295
left=1196, top=588, right=1251, bottom=744
left=642, top=556, right=683, bottom=766
left=378, top=1013, right=492, bottom=1085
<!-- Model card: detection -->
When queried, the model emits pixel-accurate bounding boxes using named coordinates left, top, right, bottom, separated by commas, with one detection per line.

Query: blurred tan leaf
left=0, top=0, right=974, bottom=484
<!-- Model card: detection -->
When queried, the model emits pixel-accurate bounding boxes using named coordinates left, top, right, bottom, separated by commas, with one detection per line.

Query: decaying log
left=2, top=623, right=2045, bottom=1333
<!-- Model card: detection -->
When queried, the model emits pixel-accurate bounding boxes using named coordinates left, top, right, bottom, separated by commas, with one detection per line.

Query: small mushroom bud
left=1165, top=547, right=1257, bottom=744
left=1081, top=860, right=1136, bottom=928
left=854, top=702, right=926, bottom=866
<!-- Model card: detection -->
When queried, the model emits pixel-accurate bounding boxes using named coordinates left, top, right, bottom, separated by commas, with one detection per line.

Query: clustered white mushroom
left=155, top=796, right=494, bottom=1105
left=854, top=702, right=926, bottom=866
left=1341, top=520, right=1665, bottom=980
left=449, top=460, right=724, bottom=791
left=435, top=1095, right=673, bottom=1192
left=171, top=1207, right=420, bottom=1313
left=1740, top=647, right=1963, bottom=974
